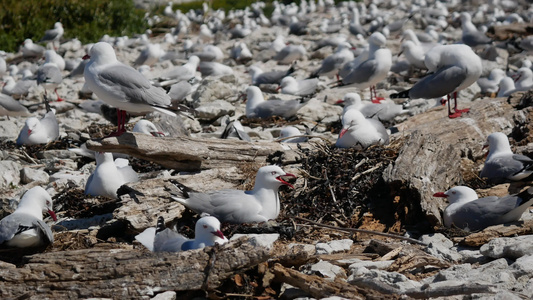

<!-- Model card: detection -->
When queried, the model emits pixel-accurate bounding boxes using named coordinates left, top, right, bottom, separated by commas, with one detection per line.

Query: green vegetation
left=0, top=0, right=148, bottom=53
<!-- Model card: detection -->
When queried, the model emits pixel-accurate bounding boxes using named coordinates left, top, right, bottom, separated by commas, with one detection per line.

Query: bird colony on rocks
left=2, top=0, right=533, bottom=298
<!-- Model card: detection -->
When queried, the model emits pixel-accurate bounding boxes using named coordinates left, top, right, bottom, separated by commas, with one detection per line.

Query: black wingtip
left=390, top=89, right=410, bottom=99
left=156, top=216, right=166, bottom=233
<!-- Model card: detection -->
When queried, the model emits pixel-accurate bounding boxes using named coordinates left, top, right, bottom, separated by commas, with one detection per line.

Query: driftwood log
left=384, top=96, right=527, bottom=225
left=86, top=132, right=300, bottom=171
left=0, top=238, right=270, bottom=299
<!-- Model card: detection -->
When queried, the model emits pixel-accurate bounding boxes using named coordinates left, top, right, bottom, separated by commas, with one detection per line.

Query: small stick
left=293, top=217, right=427, bottom=246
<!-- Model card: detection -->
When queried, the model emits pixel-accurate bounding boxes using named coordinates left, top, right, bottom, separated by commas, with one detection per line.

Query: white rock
left=0, top=120, right=21, bottom=139
left=20, top=167, right=49, bottom=184
left=151, top=291, right=176, bottom=300
left=307, top=260, right=346, bottom=280
left=230, top=233, right=279, bottom=250
left=347, top=259, right=394, bottom=270
left=315, top=239, right=353, bottom=255
left=419, top=233, right=462, bottom=262
left=511, top=254, right=533, bottom=277
left=0, top=160, right=22, bottom=189
left=195, top=99, right=235, bottom=120
left=480, top=236, right=533, bottom=259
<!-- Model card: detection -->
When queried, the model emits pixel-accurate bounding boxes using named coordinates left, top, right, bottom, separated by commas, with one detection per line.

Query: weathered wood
left=453, top=219, right=533, bottom=247
left=86, top=132, right=300, bottom=171
left=271, top=263, right=367, bottom=299
left=383, top=97, right=522, bottom=225
left=0, top=238, right=270, bottom=299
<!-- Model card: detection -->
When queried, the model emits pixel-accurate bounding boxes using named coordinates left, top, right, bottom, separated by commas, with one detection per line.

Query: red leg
left=371, top=86, right=384, bottom=103
left=54, top=89, right=64, bottom=102
left=448, top=93, right=462, bottom=118
left=453, top=92, right=470, bottom=114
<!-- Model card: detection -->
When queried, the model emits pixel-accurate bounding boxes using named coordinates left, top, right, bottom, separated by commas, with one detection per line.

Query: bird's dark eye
left=271, top=171, right=277, bottom=175
left=451, top=191, right=456, bottom=194
left=203, top=224, right=208, bottom=229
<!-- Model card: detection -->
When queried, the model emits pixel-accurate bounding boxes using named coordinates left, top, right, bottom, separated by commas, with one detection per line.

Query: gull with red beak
left=83, top=42, right=176, bottom=137
left=433, top=186, right=533, bottom=232
left=0, top=186, right=57, bottom=248
left=480, top=132, right=533, bottom=183
left=135, top=215, right=227, bottom=252
left=172, top=165, right=296, bottom=223
left=335, top=108, right=389, bottom=149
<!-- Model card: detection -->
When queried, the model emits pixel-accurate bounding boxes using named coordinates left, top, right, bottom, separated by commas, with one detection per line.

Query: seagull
left=133, top=43, right=165, bottom=67
left=198, top=61, right=234, bottom=77
left=512, top=67, right=533, bottom=92
left=273, top=44, right=307, bottom=65
left=310, top=42, right=355, bottom=79
left=248, top=64, right=295, bottom=86
left=278, top=76, right=319, bottom=97
left=433, top=186, right=533, bottom=232
left=477, top=69, right=506, bottom=95
left=337, top=32, right=392, bottom=103
left=335, top=108, right=389, bottom=149
left=2, top=76, right=38, bottom=99
left=85, top=152, right=139, bottom=199
left=83, top=42, right=176, bottom=136
left=244, top=86, right=309, bottom=119
left=398, top=40, right=427, bottom=70
left=135, top=215, right=227, bottom=252
left=480, top=132, right=533, bottom=183
left=458, top=12, right=491, bottom=48
left=172, top=165, right=296, bottom=223
left=390, top=44, right=482, bottom=118
left=161, top=55, right=200, bottom=81
left=39, top=22, right=64, bottom=49
left=497, top=77, right=516, bottom=98
left=337, top=92, right=409, bottom=123
left=277, top=126, right=309, bottom=143
left=16, top=105, right=59, bottom=146
left=0, top=94, right=30, bottom=117
left=132, top=119, right=165, bottom=137
left=220, top=119, right=251, bottom=141
left=36, top=62, right=63, bottom=102
left=21, top=39, right=45, bottom=58
left=0, top=186, right=57, bottom=248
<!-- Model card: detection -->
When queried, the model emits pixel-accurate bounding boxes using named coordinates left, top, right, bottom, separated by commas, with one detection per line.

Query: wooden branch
left=86, top=132, right=300, bottom=171
left=0, top=238, right=270, bottom=299
left=294, top=217, right=428, bottom=246
left=271, top=263, right=366, bottom=299
left=453, top=220, right=533, bottom=247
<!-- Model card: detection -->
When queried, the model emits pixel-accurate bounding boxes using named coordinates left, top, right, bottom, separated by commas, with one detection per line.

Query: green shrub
left=0, top=0, right=148, bottom=53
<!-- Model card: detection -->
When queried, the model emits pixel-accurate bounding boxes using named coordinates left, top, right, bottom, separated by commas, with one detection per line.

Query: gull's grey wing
left=34, top=219, right=54, bottom=244
left=0, top=94, right=29, bottom=116
left=98, top=64, right=170, bottom=106
left=255, top=99, right=304, bottom=118
left=341, top=58, right=379, bottom=86
left=0, top=213, right=53, bottom=244
left=462, top=32, right=491, bottom=47
left=450, top=195, right=520, bottom=231
left=154, top=229, right=187, bottom=252
left=255, top=71, right=287, bottom=85
left=408, top=65, right=468, bottom=99
left=182, top=190, right=264, bottom=223
left=37, top=64, right=62, bottom=85
left=481, top=154, right=526, bottom=180
left=40, top=29, right=60, bottom=43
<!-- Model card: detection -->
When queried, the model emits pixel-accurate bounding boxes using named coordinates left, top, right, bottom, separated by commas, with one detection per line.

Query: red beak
left=432, top=192, right=448, bottom=198
left=339, top=128, right=348, bottom=138
left=212, top=230, right=225, bottom=239
left=82, top=54, right=90, bottom=60
left=277, top=173, right=296, bottom=188
left=48, top=210, right=57, bottom=221
left=335, top=99, right=344, bottom=105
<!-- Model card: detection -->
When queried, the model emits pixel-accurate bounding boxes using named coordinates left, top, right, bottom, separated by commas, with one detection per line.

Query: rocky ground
left=2, top=1, right=533, bottom=299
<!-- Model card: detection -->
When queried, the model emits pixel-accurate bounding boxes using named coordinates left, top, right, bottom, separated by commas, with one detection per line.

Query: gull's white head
left=195, top=216, right=227, bottom=245
left=433, top=186, right=478, bottom=205
left=254, top=165, right=296, bottom=189
left=86, top=42, right=117, bottom=64
left=18, top=186, right=57, bottom=221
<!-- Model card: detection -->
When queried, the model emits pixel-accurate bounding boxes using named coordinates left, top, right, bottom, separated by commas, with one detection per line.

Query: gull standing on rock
left=172, top=165, right=296, bottom=223
left=433, top=186, right=533, bottom=232
left=480, top=132, right=533, bottom=183
left=390, top=44, right=482, bottom=118
left=337, top=32, right=392, bottom=103
left=83, top=42, right=176, bottom=136
left=36, top=62, right=63, bottom=102
left=135, top=215, right=227, bottom=252
left=39, top=22, right=64, bottom=49
left=0, top=186, right=57, bottom=248
left=85, top=152, right=139, bottom=199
